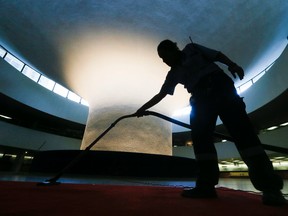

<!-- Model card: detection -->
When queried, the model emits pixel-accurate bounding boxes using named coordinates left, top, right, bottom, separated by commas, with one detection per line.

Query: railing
left=236, top=61, right=275, bottom=94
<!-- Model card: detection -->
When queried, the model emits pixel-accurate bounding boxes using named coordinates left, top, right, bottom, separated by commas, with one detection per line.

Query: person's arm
left=216, top=52, right=244, bottom=80
left=135, top=91, right=167, bottom=116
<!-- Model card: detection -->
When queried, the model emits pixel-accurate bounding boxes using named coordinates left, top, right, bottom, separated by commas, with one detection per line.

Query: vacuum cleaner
left=37, top=110, right=288, bottom=186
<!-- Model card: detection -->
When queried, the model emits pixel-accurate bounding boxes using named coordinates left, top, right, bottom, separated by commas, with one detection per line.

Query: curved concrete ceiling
left=0, top=0, right=287, bottom=109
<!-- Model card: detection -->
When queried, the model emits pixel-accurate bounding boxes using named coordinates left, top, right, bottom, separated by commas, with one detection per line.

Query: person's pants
left=190, top=71, right=283, bottom=191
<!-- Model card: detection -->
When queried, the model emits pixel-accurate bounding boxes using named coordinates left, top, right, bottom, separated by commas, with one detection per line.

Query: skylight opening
left=22, top=65, right=40, bottom=82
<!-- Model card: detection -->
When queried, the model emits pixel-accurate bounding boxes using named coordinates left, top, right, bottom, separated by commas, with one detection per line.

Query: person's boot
left=181, top=185, right=217, bottom=199
left=262, top=190, right=286, bottom=206
left=182, top=160, right=219, bottom=199
left=244, top=154, right=285, bottom=206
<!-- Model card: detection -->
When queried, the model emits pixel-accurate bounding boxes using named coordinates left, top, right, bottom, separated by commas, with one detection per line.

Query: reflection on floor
left=0, top=172, right=287, bottom=199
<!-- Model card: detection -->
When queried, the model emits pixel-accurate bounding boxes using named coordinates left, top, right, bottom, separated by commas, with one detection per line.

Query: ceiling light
left=280, top=122, right=288, bottom=126
left=0, top=114, right=12, bottom=120
left=266, top=126, right=278, bottom=131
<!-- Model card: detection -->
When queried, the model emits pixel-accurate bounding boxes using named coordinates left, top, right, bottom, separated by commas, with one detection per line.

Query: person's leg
left=182, top=98, right=219, bottom=198
left=219, top=95, right=285, bottom=205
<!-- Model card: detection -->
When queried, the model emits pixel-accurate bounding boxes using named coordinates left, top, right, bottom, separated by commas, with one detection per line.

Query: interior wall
left=0, top=121, right=81, bottom=151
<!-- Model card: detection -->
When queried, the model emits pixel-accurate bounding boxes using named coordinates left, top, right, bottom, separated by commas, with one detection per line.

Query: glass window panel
left=4, top=53, right=24, bottom=71
left=252, top=71, right=265, bottom=83
left=0, top=46, right=6, bottom=58
left=265, top=62, right=275, bottom=71
left=80, top=98, right=89, bottom=106
left=236, top=87, right=241, bottom=94
left=38, top=75, right=55, bottom=90
left=22, top=65, right=40, bottom=82
left=67, top=91, right=81, bottom=103
left=239, top=80, right=252, bottom=93
left=53, top=83, right=69, bottom=97
left=173, top=106, right=191, bottom=117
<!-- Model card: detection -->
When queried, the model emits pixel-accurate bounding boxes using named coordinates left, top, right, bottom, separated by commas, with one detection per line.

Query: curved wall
left=0, top=58, right=89, bottom=124
left=240, top=45, right=288, bottom=114
left=0, top=58, right=88, bottom=150
left=0, top=121, right=81, bottom=150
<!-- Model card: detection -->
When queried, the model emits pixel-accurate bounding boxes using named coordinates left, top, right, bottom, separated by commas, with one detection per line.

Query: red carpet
left=0, top=181, right=287, bottom=216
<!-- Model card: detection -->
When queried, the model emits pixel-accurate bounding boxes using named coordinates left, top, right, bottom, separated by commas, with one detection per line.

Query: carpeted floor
left=0, top=181, right=287, bottom=216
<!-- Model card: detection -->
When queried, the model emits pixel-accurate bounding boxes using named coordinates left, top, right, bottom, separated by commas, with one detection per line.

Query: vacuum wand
left=37, top=113, right=138, bottom=186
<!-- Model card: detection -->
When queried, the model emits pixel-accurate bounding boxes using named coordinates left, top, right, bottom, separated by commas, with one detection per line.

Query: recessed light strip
left=280, top=122, right=288, bottom=127
left=0, top=114, right=12, bottom=120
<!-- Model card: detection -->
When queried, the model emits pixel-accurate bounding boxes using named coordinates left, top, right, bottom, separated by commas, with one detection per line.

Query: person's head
left=157, top=40, right=181, bottom=67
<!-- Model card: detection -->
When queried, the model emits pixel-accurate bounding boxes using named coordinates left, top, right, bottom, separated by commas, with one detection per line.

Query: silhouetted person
left=136, top=39, right=285, bottom=206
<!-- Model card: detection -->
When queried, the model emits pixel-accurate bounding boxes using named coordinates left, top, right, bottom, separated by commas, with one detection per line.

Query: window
left=0, top=46, right=6, bottom=58
left=53, top=83, right=69, bottom=97
left=238, top=80, right=252, bottom=93
left=265, top=62, right=275, bottom=71
left=4, top=53, right=24, bottom=71
left=67, top=91, right=81, bottom=103
left=80, top=98, right=89, bottom=106
left=252, top=71, right=265, bottom=83
left=38, top=75, right=55, bottom=90
left=22, top=65, right=40, bottom=82
left=173, top=106, right=191, bottom=116
left=0, top=44, right=90, bottom=106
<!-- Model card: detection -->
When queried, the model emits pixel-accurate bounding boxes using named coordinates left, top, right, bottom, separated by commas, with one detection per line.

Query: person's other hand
left=228, top=64, right=244, bottom=80
left=135, top=108, right=146, bottom=117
